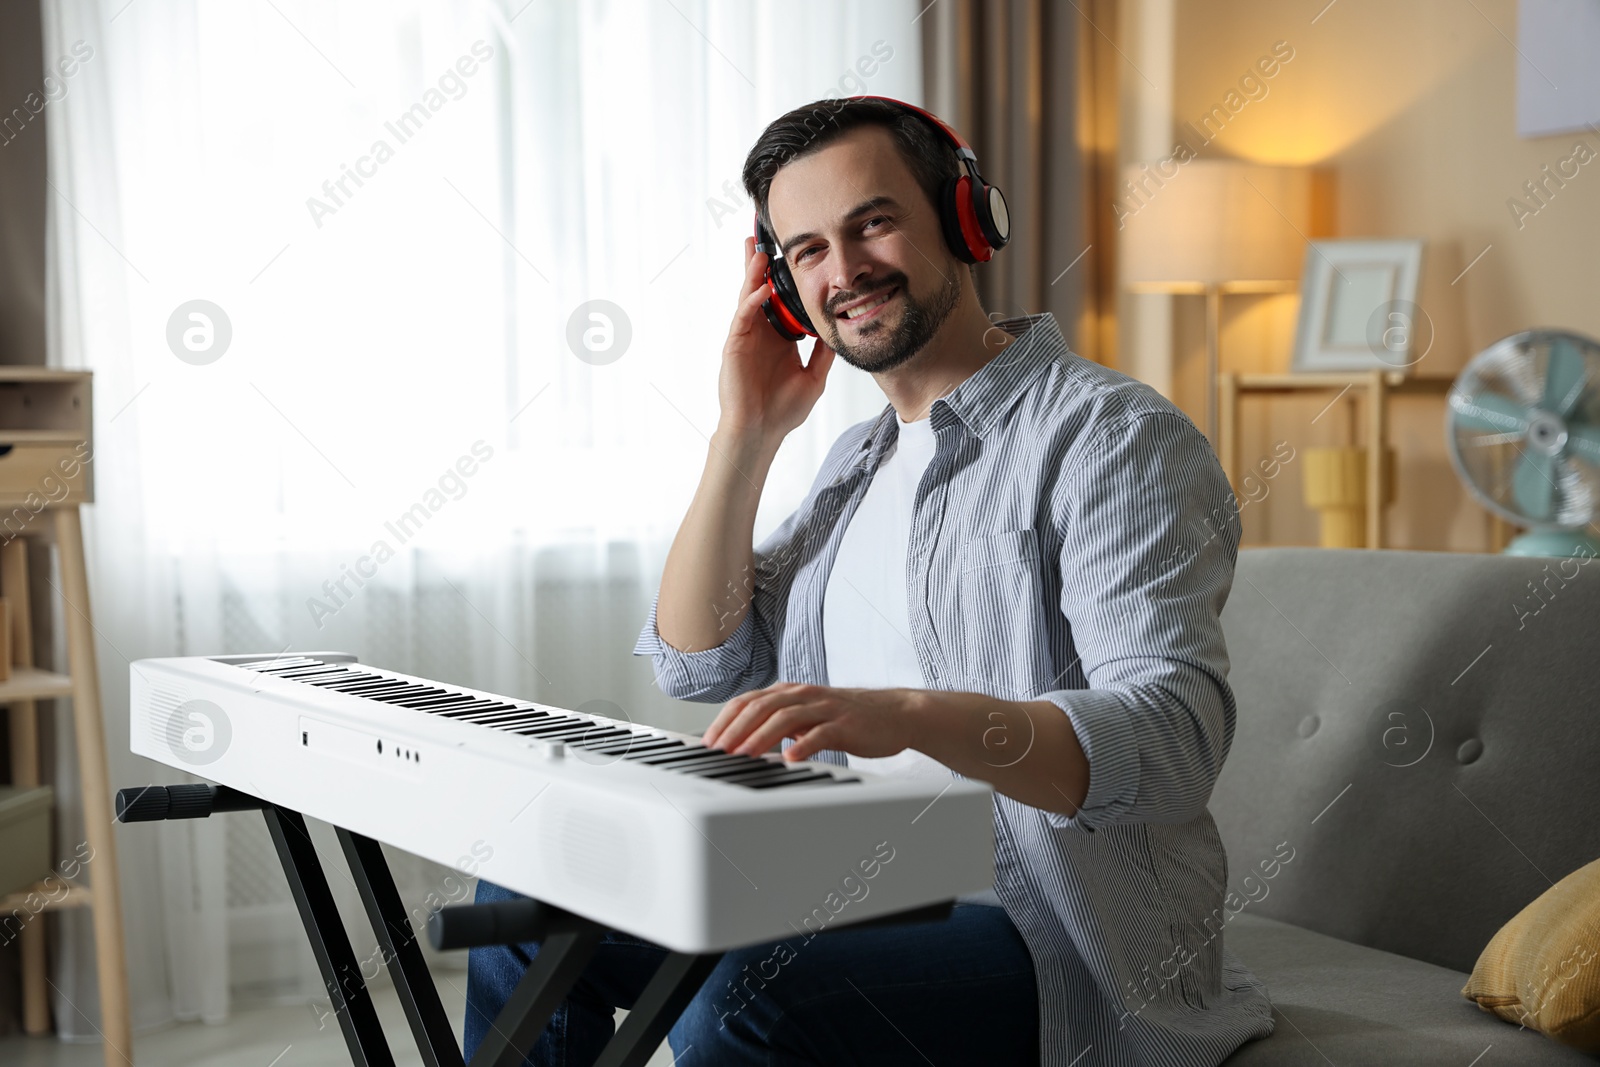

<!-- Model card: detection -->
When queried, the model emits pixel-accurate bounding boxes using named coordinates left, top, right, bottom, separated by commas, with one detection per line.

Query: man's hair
left=741, top=97, right=976, bottom=280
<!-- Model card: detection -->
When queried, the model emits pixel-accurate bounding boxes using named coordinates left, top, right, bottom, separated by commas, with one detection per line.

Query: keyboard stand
left=115, top=782, right=954, bottom=1067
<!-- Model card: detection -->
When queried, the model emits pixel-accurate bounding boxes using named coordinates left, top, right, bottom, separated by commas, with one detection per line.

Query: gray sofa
left=1212, top=548, right=1600, bottom=1065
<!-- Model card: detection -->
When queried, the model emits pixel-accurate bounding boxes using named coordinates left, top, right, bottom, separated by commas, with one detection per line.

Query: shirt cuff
left=1036, top=688, right=1140, bottom=833
left=632, top=588, right=758, bottom=702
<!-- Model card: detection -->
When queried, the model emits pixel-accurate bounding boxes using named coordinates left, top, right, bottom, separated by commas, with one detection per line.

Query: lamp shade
left=1121, top=160, right=1311, bottom=289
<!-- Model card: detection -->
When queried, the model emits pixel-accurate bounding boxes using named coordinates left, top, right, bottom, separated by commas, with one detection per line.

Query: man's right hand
left=717, top=235, right=836, bottom=446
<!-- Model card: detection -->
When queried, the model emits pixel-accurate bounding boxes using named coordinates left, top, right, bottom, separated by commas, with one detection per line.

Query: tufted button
left=1456, top=738, right=1484, bottom=765
left=1297, top=714, right=1320, bottom=738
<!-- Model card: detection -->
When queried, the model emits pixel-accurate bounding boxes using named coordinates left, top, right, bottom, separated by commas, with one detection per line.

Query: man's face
left=767, top=125, right=963, bottom=373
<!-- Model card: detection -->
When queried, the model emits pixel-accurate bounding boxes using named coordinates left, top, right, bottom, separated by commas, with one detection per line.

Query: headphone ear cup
left=939, top=176, right=981, bottom=264
left=974, top=182, right=1010, bottom=251
left=765, top=256, right=816, bottom=338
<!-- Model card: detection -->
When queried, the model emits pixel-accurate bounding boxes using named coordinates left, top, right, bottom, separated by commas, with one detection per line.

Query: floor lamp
left=1121, top=160, right=1311, bottom=445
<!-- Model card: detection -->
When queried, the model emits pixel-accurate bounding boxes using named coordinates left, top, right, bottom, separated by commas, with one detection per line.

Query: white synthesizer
left=128, top=654, right=996, bottom=952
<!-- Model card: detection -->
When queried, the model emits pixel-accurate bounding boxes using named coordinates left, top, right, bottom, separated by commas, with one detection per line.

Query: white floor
left=0, top=976, right=676, bottom=1067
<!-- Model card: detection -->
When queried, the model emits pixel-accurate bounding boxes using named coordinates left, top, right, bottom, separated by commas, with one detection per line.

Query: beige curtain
left=921, top=0, right=1119, bottom=366
left=0, top=0, right=47, bottom=367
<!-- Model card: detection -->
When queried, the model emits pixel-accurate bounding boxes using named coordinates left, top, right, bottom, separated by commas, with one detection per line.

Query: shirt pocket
left=957, top=528, right=1051, bottom=697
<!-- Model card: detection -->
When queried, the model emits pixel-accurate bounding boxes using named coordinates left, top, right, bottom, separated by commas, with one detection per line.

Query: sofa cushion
left=1212, top=548, right=1600, bottom=974
left=1221, top=913, right=1598, bottom=1065
left=1464, top=855, right=1600, bottom=1052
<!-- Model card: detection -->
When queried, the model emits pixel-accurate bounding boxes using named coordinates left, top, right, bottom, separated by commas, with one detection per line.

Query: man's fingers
left=705, top=690, right=780, bottom=752
left=729, top=282, right=773, bottom=337
left=782, top=721, right=838, bottom=762
left=737, top=239, right=768, bottom=302
left=703, top=686, right=768, bottom=746
left=704, top=687, right=771, bottom=748
left=709, top=684, right=809, bottom=752
left=732, top=702, right=827, bottom=757
left=702, top=699, right=745, bottom=748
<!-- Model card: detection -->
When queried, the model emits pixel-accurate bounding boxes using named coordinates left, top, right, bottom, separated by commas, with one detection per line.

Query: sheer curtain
left=41, top=0, right=919, bottom=1038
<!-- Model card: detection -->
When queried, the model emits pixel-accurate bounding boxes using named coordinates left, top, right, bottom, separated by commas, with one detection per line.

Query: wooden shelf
left=0, top=430, right=88, bottom=444
left=0, top=666, right=75, bottom=701
left=0, top=368, right=91, bottom=383
left=1219, top=369, right=1459, bottom=549
left=1233, top=372, right=1456, bottom=395
left=0, top=879, right=92, bottom=912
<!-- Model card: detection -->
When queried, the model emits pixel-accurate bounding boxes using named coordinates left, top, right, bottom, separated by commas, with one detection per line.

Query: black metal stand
left=338, top=827, right=465, bottom=1067
left=115, top=783, right=953, bottom=1067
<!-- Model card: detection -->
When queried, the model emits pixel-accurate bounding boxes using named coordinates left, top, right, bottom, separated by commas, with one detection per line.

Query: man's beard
left=823, top=266, right=963, bottom=373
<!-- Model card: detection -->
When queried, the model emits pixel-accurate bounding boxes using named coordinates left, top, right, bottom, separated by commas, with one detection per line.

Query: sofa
left=1211, top=548, right=1600, bottom=1064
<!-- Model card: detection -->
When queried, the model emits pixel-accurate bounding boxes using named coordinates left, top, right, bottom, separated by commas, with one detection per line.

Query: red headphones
left=756, top=95, right=1010, bottom=341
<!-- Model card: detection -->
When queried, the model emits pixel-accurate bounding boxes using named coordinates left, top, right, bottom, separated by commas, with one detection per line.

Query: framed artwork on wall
left=1291, top=238, right=1425, bottom=374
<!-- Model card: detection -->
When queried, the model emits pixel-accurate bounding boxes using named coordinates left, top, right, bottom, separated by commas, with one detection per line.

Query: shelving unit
left=1217, top=370, right=1456, bottom=549
left=0, top=368, right=128, bottom=1065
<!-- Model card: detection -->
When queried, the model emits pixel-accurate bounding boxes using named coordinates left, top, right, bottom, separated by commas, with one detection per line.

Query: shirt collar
left=851, top=311, right=1069, bottom=469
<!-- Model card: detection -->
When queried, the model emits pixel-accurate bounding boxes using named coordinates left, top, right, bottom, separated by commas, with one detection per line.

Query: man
left=465, top=96, right=1275, bottom=1066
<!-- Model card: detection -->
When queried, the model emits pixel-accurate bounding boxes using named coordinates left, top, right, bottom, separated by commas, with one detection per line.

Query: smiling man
left=464, top=96, right=1276, bottom=1067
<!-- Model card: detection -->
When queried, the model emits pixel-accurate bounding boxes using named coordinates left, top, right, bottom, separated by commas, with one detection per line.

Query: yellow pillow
left=1462, top=857, right=1600, bottom=1052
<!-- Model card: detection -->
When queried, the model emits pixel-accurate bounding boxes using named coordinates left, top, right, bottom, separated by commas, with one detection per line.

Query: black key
left=634, top=745, right=726, bottom=765
left=695, top=760, right=787, bottom=780
left=347, top=682, right=424, bottom=696
left=436, top=703, right=528, bottom=719
left=245, top=659, right=324, bottom=673
left=371, top=687, right=449, bottom=703
left=744, top=771, right=839, bottom=789
left=468, top=713, right=549, bottom=731
left=563, top=729, right=637, bottom=748
left=509, top=714, right=580, bottom=730
left=520, top=729, right=608, bottom=746
left=307, top=672, right=385, bottom=687
left=622, top=741, right=696, bottom=760
left=561, top=726, right=634, bottom=742
left=534, top=724, right=621, bottom=742
left=512, top=720, right=589, bottom=737
left=400, top=694, right=480, bottom=709
left=648, top=749, right=768, bottom=769
left=716, top=767, right=815, bottom=787
left=446, top=706, right=539, bottom=723
left=673, top=754, right=773, bottom=775
left=274, top=666, right=349, bottom=680
left=388, top=687, right=460, bottom=703
left=459, top=710, right=548, bottom=728
left=650, top=748, right=756, bottom=768
left=584, top=737, right=681, bottom=756
left=336, top=685, right=414, bottom=698
left=417, top=700, right=496, bottom=715
left=665, top=761, right=776, bottom=778
left=358, top=684, right=428, bottom=700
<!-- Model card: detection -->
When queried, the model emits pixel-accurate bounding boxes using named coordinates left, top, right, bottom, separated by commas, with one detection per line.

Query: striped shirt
left=633, top=312, right=1276, bottom=1065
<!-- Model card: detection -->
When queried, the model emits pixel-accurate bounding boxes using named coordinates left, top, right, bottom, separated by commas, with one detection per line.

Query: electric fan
left=1445, top=328, right=1600, bottom=557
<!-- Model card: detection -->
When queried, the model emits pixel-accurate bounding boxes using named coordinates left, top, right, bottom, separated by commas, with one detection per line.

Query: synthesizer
left=128, top=654, right=996, bottom=953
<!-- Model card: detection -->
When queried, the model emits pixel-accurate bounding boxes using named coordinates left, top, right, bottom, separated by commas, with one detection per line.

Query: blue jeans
left=463, top=879, right=1039, bottom=1066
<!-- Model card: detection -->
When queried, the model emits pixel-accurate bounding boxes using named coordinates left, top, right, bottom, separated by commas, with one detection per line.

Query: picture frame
left=1291, top=238, right=1425, bottom=374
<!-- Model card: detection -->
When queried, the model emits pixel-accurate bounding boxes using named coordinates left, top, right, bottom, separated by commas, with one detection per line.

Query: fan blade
left=1543, top=337, right=1588, bottom=416
left=1450, top=389, right=1530, bottom=434
left=1569, top=424, right=1600, bottom=467
left=1512, top=450, right=1558, bottom=521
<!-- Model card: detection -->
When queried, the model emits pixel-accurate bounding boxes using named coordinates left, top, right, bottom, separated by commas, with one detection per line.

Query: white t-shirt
left=822, top=410, right=1002, bottom=907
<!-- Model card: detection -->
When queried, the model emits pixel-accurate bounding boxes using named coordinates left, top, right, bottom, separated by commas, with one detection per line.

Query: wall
left=1158, top=0, right=1598, bottom=550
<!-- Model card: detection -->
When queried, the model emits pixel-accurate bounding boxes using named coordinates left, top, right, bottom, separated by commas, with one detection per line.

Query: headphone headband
left=847, top=94, right=978, bottom=160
